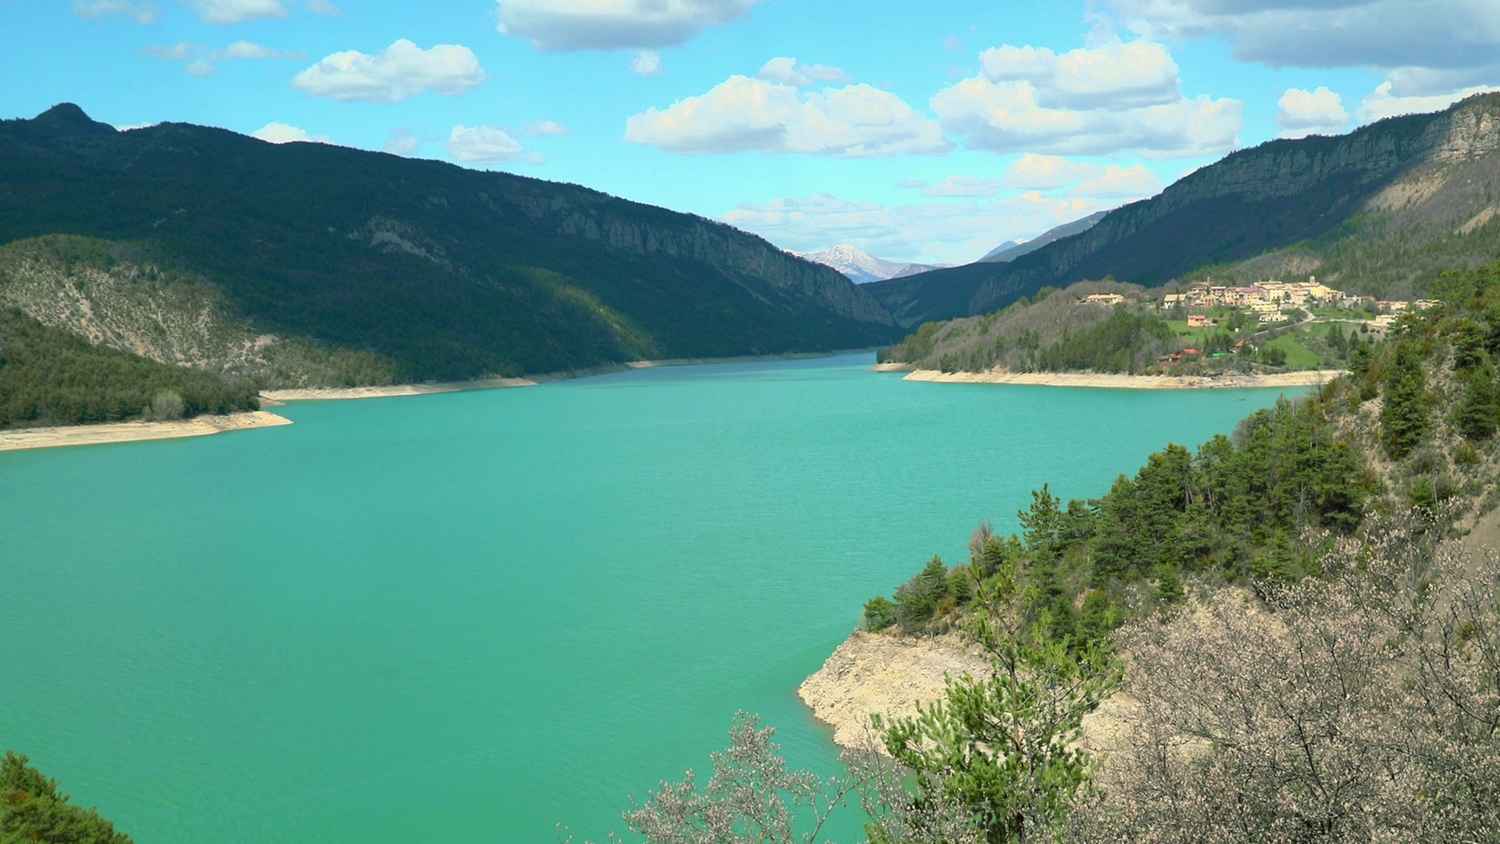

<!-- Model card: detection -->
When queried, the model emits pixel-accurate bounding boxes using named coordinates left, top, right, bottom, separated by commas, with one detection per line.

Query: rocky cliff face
left=0, top=105, right=899, bottom=382
left=872, top=92, right=1500, bottom=326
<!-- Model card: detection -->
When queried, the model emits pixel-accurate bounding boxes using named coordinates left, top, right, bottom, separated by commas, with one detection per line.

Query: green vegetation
left=0, top=308, right=258, bottom=429
left=880, top=281, right=1371, bottom=377
left=868, top=92, right=1500, bottom=329
left=1, top=751, right=131, bottom=843
left=863, top=393, right=1371, bottom=641
left=0, top=104, right=896, bottom=386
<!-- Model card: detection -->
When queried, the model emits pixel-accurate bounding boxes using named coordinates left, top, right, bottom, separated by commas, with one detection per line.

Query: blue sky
left=3, top=0, right=1498, bottom=264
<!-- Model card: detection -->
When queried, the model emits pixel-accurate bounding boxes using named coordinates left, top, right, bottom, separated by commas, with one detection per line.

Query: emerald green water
left=1, top=353, right=1300, bottom=842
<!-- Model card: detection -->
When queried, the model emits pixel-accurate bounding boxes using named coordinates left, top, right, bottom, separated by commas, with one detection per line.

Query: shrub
left=862, top=596, right=897, bottom=632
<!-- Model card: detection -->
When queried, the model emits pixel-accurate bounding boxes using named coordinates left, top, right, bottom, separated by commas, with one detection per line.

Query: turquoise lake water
left=0, top=353, right=1303, bottom=842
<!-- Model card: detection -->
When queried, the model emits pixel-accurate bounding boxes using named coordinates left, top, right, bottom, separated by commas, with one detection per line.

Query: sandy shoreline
left=261, top=349, right=878, bottom=403
left=261, top=377, right=536, bottom=402
left=0, top=411, right=293, bottom=453
left=903, top=368, right=1347, bottom=390
left=872, top=362, right=913, bottom=372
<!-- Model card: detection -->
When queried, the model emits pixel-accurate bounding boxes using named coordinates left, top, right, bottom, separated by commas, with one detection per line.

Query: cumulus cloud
left=1002, top=153, right=1162, bottom=198
left=631, top=50, right=662, bottom=76
left=1102, top=0, right=1500, bottom=72
left=722, top=192, right=1115, bottom=265
left=527, top=120, right=568, bottom=136
left=1102, top=0, right=1500, bottom=126
left=979, top=39, right=1180, bottom=108
left=184, top=0, right=287, bottom=24
left=902, top=176, right=1004, bottom=198
left=932, top=74, right=1240, bottom=157
left=252, top=122, right=331, bottom=144
left=1357, top=81, right=1500, bottom=124
left=383, top=129, right=420, bottom=156
left=73, top=0, right=157, bottom=23
left=757, top=57, right=847, bottom=87
left=1276, top=86, right=1348, bottom=138
left=497, top=0, right=760, bottom=51
left=294, top=40, right=486, bottom=103
left=626, top=76, right=949, bottom=157
left=148, top=39, right=300, bottom=76
left=449, top=125, right=526, bottom=163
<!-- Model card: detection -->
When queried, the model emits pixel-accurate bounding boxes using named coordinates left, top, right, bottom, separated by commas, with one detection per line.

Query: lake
left=0, top=352, right=1302, bottom=842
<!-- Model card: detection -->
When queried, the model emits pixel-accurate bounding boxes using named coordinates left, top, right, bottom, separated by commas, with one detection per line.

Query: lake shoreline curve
left=902, top=368, right=1348, bottom=390
left=0, top=410, right=293, bottom=453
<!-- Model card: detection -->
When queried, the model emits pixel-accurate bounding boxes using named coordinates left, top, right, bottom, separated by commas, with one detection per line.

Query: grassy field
left=1264, top=330, right=1323, bottom=369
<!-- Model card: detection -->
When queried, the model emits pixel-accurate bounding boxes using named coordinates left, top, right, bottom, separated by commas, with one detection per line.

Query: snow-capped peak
left=793, top=244, right=940, bottom=284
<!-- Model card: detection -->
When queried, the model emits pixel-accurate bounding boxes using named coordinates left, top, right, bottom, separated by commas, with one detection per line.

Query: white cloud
left=148, top=39, right=299, bottom=76
left=449, top=125, right=526, bottom=163
left=631, top=50, right=662, bottom=76
left=74, top=0, right=157, bottom=23
left=756, top=57, right=848, bottom=87
left=1001, top=153, right=1162, bottom=198
left=979, top=39, right=1180, bottom=108
left=294, top=40, right=486, bottom=103
left=723, top=192, right=1116, bottom=265
left=1357, top=81, right=1500, bottom=124
left=114, top=122, right=159, bottom=131
left=932, top=75, right=1241, bottom=157
left=902, top=177, right=1004, bottom=198
left=527, top=120, right=568, bottom=136
left=383, top=129, right=420, bottom=156
left=307, top=0, right=339, bottom=14
left=1276, top=86, right=1348, bottom=138
left=626, top=75, right=949, bottom=157
left=1003, top=153, right=1093, bottom=190
left=184, top=0, right=287, bottom=24
left=1102, top=0, right=1500, bottom=73
left=497, top=0, right=760, bottom=51
left=147, top=42, right=193, bottom=61
left=252, top=122, right=331, bottom=144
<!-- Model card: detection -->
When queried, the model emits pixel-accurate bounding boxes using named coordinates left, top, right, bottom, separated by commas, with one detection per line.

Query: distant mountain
left=979, top=240, right=1021, bottom=262
left=795, top=244, right=941, bottom=284
left=869, top=93, right=1500, bottom=328
left=980, top=212, right=1109, bottom=263
left=0, top=104, right=898, bottom=387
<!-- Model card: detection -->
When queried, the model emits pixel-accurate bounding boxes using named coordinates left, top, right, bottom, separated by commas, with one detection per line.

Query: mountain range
left=4, top=95, right=1500, bottom=400
left=0, top=104, right=897, bottom=387
left=979, top=212, right=1109, bottom=263
left=870, top=92, right=1500, bottom=328
left=793, top=244, right=941, bottom=284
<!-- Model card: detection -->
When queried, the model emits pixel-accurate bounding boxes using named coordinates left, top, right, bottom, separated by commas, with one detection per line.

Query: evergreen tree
left=1381, top=342, right=1430, bottom=459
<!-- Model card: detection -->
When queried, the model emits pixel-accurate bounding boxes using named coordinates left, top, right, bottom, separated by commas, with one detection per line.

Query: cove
left=0, top=352, right=1302, bottom=842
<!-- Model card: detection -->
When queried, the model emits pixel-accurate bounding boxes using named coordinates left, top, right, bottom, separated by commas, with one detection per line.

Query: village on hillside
left=1072, top=276, right=1438, bottom=375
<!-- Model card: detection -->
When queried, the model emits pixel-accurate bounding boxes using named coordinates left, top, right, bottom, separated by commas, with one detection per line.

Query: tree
left=892, top=557, right=951, bottom=632
left=0, top=752, right=132, bottom=844
left=877, top=578, right=1120, bottom=843
left=1073, top=516, right=1500, bottom=842
left=613, top=713, right=985, bottom=844
left=1017, top=485, right=1063, bottom=555
left=1455, top=362, right=1500, bottom=441
left=1380, top=342, right=1430, bottom=459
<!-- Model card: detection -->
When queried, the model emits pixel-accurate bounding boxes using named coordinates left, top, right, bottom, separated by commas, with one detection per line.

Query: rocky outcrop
left=871, top=92, right=1500, bottom=325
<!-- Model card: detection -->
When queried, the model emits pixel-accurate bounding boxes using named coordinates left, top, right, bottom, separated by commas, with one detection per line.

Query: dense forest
left=0, top=308, right=258, bottom=429
left=0, top=752, right=130, bottom=843
left=0, top=104, right=896, bottom=385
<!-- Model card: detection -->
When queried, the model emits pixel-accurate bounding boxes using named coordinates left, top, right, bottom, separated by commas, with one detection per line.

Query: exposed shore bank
left=0, top=410, right=292, bottom=453
left=903, top=368, right=1347, bottom=390
left=262, top=349, right=879, bottom=404
left=799, top=629, right=1135, bottom=758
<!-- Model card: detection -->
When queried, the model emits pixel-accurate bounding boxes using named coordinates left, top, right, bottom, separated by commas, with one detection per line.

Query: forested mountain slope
left=0, top=104, right=897, bottom=385
left=870, top=93, right=1500, bottom=328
